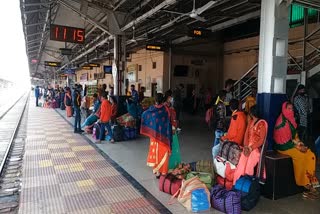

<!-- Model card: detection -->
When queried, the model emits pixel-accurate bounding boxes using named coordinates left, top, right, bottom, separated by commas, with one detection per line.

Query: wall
left=127, top=49, right=165, bottom=97
left=223, top=23, right=320, bottom=82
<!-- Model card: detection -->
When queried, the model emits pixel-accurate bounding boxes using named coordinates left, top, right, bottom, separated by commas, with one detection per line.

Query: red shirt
left=100, top=100, right=112, bottom=123
left=221, top=110, right=247, bottom=146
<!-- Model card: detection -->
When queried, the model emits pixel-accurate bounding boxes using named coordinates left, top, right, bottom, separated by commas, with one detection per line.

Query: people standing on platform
left=131, top=84, right=139, bottom=104
left=64, top=87, right=72, bottom=117
left=212, top=90, right=227, bottom=147
left=102, top=84, right=107, bottom=94
left=109, top=86, right=114, bottom=96
left=141, top=93, right=172, bottom=178
left=212, top=98, right=246, bottom=159
left=293, top=84, right=309, bottom=143
left=245, top=86, right=257, bottom=113
left=274, top=101, right=319, bottom=199
left=73, top=85, right=83, bottom=133
left=139, top=87, right=145, bottom=103
left=233, top=105, right=268, bottom=184
left=224, top=79, right=235, bottom=117
left=59, top=88, right=65, bottom=110
left=35, top=86, right=40, bottom=107
left=97, top=92, right=113, bottom=143
left=173, top=84, right=184, bottom=128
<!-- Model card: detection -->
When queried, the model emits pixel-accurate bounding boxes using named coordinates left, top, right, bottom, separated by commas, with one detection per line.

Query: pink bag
left=159, top=174, right=182, bottom=196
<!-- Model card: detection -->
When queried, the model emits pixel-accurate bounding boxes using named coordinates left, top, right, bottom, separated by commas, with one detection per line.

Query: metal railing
left=233, top=63, right=258, bottom=103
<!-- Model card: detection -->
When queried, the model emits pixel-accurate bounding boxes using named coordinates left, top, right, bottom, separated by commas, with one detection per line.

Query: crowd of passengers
left=34, top=79, right=320, bottom=201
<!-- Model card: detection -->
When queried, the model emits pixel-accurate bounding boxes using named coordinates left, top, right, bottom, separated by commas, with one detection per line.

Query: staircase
left=233, top=63, right=258, bottom=104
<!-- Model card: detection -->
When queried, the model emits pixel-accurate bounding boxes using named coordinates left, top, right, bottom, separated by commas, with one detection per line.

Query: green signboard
left=289, top=4, right=317, bottom=28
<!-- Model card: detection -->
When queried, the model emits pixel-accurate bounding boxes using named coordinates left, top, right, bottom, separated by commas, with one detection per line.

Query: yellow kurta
left=278, top=148, right=316, bottom=186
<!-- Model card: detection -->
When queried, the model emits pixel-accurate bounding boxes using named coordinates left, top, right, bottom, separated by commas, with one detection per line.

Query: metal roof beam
left=23, top=8, right=49, bottom=14
left=25, top=21, right=47, bottom=27
left=23, top=2, right=51, bottom=7
left=113, top=0, right=128, bottom=11
left=26, top=32, right=43, bottom=37
left=57, top=0, right=113, bottom=36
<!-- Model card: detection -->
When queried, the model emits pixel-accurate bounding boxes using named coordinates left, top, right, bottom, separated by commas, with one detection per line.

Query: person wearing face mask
left=274, top=101, right=318, bottom=199
left=293, top=84, right=309, bottom=143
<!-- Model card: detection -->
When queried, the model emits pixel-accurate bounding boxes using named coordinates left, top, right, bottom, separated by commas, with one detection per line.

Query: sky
left=0, top=1, right=30, bottom=87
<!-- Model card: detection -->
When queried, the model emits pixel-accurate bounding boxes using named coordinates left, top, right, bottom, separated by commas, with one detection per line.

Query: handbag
left=219, top=141, right=242, bottom=166
left=213, top=156, right=236, bottom=179
left=186, top=171, right=213, bottom=189
left=211, top=185, right=241, bottom=214
left=195, top=160, right=214, bottom=175
left=159, top=174, right=182, bottom=196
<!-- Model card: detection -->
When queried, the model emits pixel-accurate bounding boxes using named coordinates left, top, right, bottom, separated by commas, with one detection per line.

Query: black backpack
left=234, top=175, right=260, bottom=211
left=112, top=125, right=123, bottom=142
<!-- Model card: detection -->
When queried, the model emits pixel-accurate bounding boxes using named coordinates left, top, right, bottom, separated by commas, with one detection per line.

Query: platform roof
left=20, top=0, right=320, bottom=81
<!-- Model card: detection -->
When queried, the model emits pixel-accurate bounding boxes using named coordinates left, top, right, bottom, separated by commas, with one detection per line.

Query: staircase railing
left=233, top=63, right=258, bottom=103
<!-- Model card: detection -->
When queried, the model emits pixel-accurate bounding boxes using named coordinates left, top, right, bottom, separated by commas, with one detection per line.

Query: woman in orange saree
left=141, top=93, right=172, bottom=177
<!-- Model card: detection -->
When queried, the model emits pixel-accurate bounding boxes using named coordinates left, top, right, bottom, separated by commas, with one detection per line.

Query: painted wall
left=127, top=49, right=165, bottom=97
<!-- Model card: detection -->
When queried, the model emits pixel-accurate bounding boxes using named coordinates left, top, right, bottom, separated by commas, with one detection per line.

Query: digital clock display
left=50, top=24, right=85, bottom=44
left=146, top=45, right=165, bottom=51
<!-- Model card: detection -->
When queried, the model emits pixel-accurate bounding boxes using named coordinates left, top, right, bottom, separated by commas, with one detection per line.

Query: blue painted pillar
left=257, top=0, right=289, bottom=150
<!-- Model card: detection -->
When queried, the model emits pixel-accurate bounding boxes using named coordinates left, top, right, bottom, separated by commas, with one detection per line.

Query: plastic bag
left=169, top=133, right=181, bottom=169
left=191, top=188, right=210, bottom=212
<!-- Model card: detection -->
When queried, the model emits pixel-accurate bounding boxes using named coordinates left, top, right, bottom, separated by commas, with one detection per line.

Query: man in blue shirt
left=131, top=84, right=139, bottom=104
left=35, top=86, right=40, bottom=107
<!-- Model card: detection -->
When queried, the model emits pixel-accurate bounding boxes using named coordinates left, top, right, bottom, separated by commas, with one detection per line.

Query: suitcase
left=262, top=151, right=304, bottom=200
left=159, top=173, right=182, bottom=196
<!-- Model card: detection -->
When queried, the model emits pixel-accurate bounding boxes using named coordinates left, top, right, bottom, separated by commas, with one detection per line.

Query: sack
left=112, top=125, right=124, bottom=142
left=186, top=172, right=213, bottom=189
left=219, top=141, right=242, bottom=166
left=217, top=175, right=233, bottom=191
left=177, top=177, right=210, bottom=212
left=196, top=160, right=214, bottom=175
left=123, top=127, right=137, bottom=140
left=213, top=156, right=236, bottom=179
left=234, top=176, right=260, bottom=211
left=210, top=185, right=241, bottom=214
left=159, top=174, right=182, bottom=196
left=170, top=163, right=191, bottom=180
left=92, top=123, right=101, bottom=140
left=169, top=133, right=181, bottom=169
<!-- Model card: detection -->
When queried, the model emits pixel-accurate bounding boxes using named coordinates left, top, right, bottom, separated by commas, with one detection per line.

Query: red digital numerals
left=50, top=24, right=85, bottom=44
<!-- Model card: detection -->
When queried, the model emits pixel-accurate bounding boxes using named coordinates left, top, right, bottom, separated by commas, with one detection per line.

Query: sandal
left=302, top=191, right=320, bottom=200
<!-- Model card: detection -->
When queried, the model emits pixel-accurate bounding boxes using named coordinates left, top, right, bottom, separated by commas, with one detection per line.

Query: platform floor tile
left=19, top=101, right=168, bottom=214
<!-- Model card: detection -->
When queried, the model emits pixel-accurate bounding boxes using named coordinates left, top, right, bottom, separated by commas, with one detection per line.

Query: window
left=138, top=65, right=142, bottom=71
left=152, top=62, right=157, bottom=69
left=289, top=4, right=317, bottom=28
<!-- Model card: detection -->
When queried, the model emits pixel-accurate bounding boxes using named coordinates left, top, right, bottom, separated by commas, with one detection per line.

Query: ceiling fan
left=128, top=25, right=146, bottom=44
left=162, top=0, right=217, bottom=22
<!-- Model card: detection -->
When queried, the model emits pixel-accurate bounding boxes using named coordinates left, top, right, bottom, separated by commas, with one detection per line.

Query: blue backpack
left=234, top=175, right=260, bottom=211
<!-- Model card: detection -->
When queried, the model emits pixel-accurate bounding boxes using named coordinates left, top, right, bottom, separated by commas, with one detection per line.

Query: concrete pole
left=257, top=0, right=290, bottom=150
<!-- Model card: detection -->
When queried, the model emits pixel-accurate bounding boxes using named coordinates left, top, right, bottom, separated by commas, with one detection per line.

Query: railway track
left=0, top=93, right=29, bottom=213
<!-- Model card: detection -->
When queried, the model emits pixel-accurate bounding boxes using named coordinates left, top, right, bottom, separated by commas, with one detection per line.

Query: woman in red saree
left=141, top=93, right=172, bottom=177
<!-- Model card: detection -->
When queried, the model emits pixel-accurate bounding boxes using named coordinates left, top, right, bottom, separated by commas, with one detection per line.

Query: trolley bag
left=234, top=175, right=260, bottom=211
left=210, top=185, right=241, bottom=214
left=92, top=122, right=102, bottom=140
left=216, top=175, right=233, bottom=191
left=112, top=125, right=124, bottom=142
left=219, top=141, right=242, bottom=166
left=186, top=172, right=213, bottom=189
left=159, top=173, right=182, bottom=196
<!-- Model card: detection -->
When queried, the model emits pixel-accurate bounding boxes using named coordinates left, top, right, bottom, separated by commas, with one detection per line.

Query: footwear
left=74, top=130, right=79, bottom=133
left=78, top=129, right=84, bottom=133
left=110, top=139, right=115, bottom=144
left=302, top=191, right=320, bottom=200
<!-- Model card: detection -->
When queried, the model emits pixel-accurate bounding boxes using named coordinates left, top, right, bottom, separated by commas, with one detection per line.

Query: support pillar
left=301, top=8, right=308, bottom=85
left=257, top=0, right=290, bottom=150
left=112, top=35, right=126, bottom=95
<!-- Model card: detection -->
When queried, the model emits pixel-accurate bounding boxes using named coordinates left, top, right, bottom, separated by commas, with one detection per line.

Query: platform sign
left=146, top=44, right=165, bottom=51
left=50, top=24, right=85, bottom=44
left=64, top=68, right=76, bottom=75
left=189, top=28, right=211, bottom=38
left=88, top=63, right=100, bottom=67
left=44, top=61, right=61, bottom=67
left=81, top=66, right=92, bottom=70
